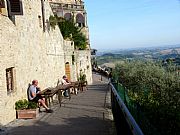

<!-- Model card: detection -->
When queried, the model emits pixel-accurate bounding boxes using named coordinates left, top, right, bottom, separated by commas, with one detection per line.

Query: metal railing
left=110, top=83, right=144, bottom=135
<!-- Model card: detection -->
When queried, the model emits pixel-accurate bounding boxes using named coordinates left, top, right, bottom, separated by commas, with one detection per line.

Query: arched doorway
left=65, top=62, right=71, bottom=80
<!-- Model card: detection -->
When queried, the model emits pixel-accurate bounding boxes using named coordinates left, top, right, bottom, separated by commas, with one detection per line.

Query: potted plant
left=78, top=73, right=86, bottom=82
left=15, top=99, right=39, bottom=119
left=78, top=73, right=87, bottom=91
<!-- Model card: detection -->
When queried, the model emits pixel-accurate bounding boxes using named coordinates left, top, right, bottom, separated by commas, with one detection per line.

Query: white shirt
left=61, top=78, right=70, bottom=85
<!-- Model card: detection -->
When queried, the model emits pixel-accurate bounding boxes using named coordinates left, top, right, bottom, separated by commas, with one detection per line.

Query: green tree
left=114, top=60, right=180, bottom=135
left=49, top=15, right=87, bottom=50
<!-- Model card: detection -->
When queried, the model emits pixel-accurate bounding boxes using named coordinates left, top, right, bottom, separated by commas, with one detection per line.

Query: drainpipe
left=41, top=0, right=45, bottom=32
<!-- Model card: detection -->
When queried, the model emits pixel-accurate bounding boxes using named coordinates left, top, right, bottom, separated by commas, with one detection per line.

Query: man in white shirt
left=61, top=75, right=70, bottom=97
left=61, top=75, right=70, bottom=85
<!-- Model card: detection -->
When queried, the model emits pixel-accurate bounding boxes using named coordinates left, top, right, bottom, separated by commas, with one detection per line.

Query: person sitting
left=61, top=75, right=70, bottom=97
left=28, top=80, right=53, bottom=113
left=61, top=75, right=70, bottom=85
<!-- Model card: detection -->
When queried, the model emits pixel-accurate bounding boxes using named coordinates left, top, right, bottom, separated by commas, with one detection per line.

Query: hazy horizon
left=96, top=43, right=180, bottom=52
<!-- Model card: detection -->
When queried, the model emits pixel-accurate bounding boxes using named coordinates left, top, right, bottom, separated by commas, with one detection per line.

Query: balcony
left=50, top=2, right=85, bottom=12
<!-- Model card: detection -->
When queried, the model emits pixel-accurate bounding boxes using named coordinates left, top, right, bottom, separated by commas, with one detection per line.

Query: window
left=78, top=23, right=81, bottom=27
left=0, top=0, right=5, bottom=14
left=72, top=55, right=75, bottom=65
left=0, top=0, right=5, bottom=8
left=7, top=0, right=23, bottom=15
left=6, top=67, right=14, bottom=94
left=6, top=0, right=23, bottom=24
left=64, top=13, right=72, bottom=21
left=76, top=13, right=85, bottom=27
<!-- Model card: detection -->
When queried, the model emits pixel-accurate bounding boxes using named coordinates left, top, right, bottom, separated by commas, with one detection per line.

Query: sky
left=84, top=0, right=180, bottom=50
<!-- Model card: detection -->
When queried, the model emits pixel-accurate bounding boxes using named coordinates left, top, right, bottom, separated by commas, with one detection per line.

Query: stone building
left=49, top=0, right=92, bottom=83
left=0, top=0, right=92, bottom=125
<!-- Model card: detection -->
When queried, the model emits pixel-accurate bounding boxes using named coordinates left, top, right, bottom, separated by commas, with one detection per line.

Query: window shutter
left=0, top=0, right=5, bottom=8
left=8, top=0, right=23, bottom=15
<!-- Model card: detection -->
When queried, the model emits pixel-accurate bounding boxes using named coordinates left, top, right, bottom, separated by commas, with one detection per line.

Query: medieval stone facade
left=0, top=0, right=92, bottom=125
left=50, top=0, right=92, bottom=83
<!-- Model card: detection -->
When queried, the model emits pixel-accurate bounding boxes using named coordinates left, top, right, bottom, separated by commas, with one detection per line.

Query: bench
left=56, top=84, right=72, bottom=107
left=70, top=81, right=80, bottom=95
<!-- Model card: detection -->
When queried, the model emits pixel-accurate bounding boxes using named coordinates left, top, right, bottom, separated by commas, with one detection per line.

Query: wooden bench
left=70, top=81, right=80, bottom=95
left=56, top=84, right=72, bottom=107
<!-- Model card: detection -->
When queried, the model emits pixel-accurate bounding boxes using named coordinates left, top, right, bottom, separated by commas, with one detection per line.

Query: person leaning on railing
left=28, top=80, right=53, bottom=113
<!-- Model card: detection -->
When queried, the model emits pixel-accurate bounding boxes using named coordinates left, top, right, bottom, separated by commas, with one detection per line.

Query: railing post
left=123, top=86, right=127, bottom=105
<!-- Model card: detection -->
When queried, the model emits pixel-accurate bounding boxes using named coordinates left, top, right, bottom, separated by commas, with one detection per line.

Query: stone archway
left=76, top=13, right=85, bottom=27
left=64, top=13, right=72, bottom=21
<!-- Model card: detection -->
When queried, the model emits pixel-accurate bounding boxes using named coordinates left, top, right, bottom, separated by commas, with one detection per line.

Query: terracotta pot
left=16, top=109, right=39, bottom=119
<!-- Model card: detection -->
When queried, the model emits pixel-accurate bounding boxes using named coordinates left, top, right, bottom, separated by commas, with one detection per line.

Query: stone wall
left=0, top=0, right=92, bottom=125
left=0, top=0, right=65, bottom=125
left=63, top=40, right=77, bottom=82
left=63, top=40, right=92, bottom=83
left=75, top=50, right=92, bottom=84
left=0, top=13, right=19, bottom=125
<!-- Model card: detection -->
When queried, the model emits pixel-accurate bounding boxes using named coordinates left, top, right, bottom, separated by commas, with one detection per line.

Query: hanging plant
left=49, top=15, right=57, bottom=29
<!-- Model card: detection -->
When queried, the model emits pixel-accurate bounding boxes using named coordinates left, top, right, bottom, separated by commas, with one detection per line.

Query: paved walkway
left=4, top=73, right=116, bottom=135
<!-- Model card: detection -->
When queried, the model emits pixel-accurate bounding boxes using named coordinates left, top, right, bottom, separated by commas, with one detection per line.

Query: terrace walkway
left=5, top=73, right=116, bottom=135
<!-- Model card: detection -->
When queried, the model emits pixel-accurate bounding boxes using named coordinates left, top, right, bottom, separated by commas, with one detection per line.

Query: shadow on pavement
left=7, top=116, right=114, bottom=135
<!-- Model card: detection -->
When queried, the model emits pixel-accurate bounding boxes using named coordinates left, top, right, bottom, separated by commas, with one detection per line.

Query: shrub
left=49, top=15, right=57, bottom=29
left=15, top=99, right=37, bottom=110
left=28, top=102, right=38, bottom=109
left=114, top=60, right=180, bottom=135
left=78, top=73, right=86, bottom=82
left=48, top=15, right=87, bottom=49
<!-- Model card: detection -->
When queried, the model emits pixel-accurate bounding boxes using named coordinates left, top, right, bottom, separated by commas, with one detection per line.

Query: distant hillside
left=97, top=44, right=180, bottom=56
left=97, top=45, right=180, bottom=66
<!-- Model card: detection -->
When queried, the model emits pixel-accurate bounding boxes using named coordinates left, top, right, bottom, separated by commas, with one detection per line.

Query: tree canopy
left=114, top=60, right=180, bottom=135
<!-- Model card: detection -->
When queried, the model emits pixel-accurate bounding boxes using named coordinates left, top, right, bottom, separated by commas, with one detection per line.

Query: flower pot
left=16, top=109, right=39, bottom=119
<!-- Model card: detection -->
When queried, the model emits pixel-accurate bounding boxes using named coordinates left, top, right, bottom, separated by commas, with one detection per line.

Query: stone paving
left=2, top=73, right=116, bottom=135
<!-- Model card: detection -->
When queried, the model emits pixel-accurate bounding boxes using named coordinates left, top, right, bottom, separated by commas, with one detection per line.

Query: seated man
left=61, top=75, right=70, bottom=97
left=28, top=80, right=53, bottom=113
left=61, top=75, right=70, bottom=85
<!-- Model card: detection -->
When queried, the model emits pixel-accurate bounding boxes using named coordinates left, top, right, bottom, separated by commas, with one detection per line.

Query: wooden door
left=65, top=62, right=71, bottom=80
